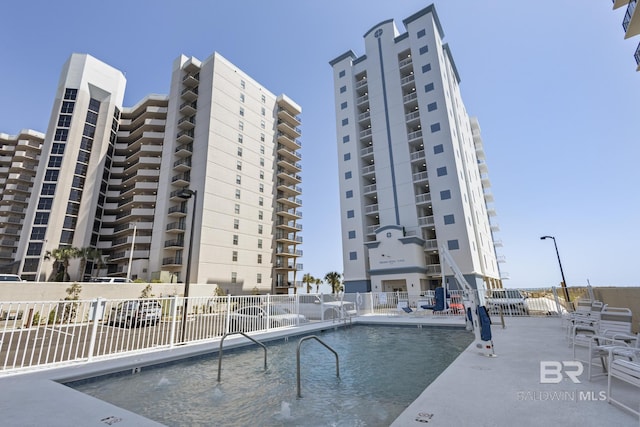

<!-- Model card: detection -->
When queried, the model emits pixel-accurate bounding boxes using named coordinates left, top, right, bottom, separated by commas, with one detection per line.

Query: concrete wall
left=592, top=287, right=640, bottom=333
left=0, top=282, right=220, bottom=302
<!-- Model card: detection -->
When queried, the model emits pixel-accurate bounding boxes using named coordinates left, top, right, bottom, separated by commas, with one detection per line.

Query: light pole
left=177, top=188, right=197, bottom=342
left=540, top=235, right=571, bottom=308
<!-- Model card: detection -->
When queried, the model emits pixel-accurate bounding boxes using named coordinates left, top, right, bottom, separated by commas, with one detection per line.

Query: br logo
left=540, top=361, right=583, bottom=384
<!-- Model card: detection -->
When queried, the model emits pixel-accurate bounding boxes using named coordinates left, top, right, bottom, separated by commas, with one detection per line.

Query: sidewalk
left=391, top=317, right=639, bottom=427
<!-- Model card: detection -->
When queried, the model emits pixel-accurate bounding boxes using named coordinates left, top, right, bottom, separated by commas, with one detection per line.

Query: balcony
left=180, top=86, right=198, bottom=102
left=171, top=172, right=190, bottom=187
left=415, top=193, right=431, bottom=205
left=361, top=146, right=373, bottom=157
left=276, top=194, right=302, bottom=208
left=168, top=205, right=187, bottom=217
left=277, top=120, right=301, bottom=139
left=175, top=143, right=193, bottom=157
left=358, top=111, right=371, bottom=123
left=277, top=145, right=302, bottom=163
left=364, top=204, right=378, bottom=214
left=400, top=74, right=415, bottom=86
left=166, top=222, right=186, bottom=233
left=179, top=101, right=197, bottom=115
left=355, top=79, right=367, bottom=90
left=276, top=168, right=301, bottom=184
left=405, top=110, right=420, bottom=123
left=408, top=130, right=423, bottom=142
left=277, top=109, right=301, bottom=127
left=623, top=0, right=639, bottom=38
left=418, top=215, right=434, bottom=226
left=424, top=239, right=438, bottom=251
left=177, top=129, right=194, bottom=144
left=276, top=207, right=302, bottom=220
left=277, top=182, right=302, bottom=196
left=164, top=239, right=184, bottom=249
left=162, top=256, right=183, bottom=267
left=356, top=94, right=369, bottom=105
left=410, top=149, right=425, bottom=162
left=359, top=128, right=372, bottom=141
left=413, top=171, right=428, bottom=182
left=277, top=132, right=302, bottom=151
left=178, top=116, right=196, bottom=130
left=403, top=92, right=417, bottom=104
left=173, top=157, right=192, bottom=172
left=635, top=41, right=640, bottom=70
left=363, top=183, right=377, bottom=194
left=362, top=164, right=375, bottom=176
left=275, top=233, right=303, bottom=244
left=366, top=224, right=378, bottom=235
left=277, top=221, right=302, bottom=232
left=399, top=56, right=413, bottom=69
left=276, top=158, right=302, bottom=174
left=182, top=72, right=199, bottom=87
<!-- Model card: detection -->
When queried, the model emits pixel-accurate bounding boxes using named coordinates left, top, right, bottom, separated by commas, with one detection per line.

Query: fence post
left=266, top=293, right=271, bottom=330
left=370, top=292, right=375, bottom=315
left=320, top=293, right=325, bottom=321
left=295, top=292, right=300, bottom=326
left=225, top=294, right=232, bottom=335
left=169, top=296, right=179, bottom=347
left=87, top=298, right=103, bottom=362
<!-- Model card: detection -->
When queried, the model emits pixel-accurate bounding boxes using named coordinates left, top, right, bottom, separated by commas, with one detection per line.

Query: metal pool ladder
left=296, top=335, right=340, bottom=398
left=217, top=332, right=267, bottom=382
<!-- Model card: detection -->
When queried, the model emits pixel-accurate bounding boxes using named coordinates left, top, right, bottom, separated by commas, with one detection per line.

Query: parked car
left=91, top=277, right=133, bottom=283
left=228, top=305, right=307, bottom=332
left=485, top=289, right=529, bottom=316
left=282, top=295, right=356, bottom=320
left=0, top=274, right=24, bottom=282
left=110, top=300, right=162, bottom=327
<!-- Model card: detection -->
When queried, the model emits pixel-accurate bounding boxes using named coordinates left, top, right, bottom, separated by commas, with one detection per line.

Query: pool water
left=69, top=325, right=472, bottom=426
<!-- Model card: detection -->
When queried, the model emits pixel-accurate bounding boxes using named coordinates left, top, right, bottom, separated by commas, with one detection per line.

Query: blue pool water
left=69, top=325, right=472, bottom=426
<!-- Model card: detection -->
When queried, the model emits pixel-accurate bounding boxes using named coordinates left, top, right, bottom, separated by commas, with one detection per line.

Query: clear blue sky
left=1, top=1, right=638, bottom=288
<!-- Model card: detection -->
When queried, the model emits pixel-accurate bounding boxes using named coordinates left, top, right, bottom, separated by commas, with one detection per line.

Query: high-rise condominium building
left=611, top=0, right=640, bottom=70
left=0, top=52, right=302, bottom=294
left=329, top=4, right=503, bottom=296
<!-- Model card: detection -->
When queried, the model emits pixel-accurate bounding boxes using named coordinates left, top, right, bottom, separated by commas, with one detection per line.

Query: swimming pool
left=69, top=325, right=472, bottom=426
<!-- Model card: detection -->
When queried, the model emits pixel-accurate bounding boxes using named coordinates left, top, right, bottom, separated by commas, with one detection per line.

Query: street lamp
left=540, top=235, right=571, bottom=307
left=177, top=188, right=197, bottom=342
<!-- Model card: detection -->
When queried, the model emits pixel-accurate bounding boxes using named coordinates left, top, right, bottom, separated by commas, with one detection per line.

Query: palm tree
left=76, top=247, right=101, bottom=281
left=91, top=251, right=108, bottom=278
left=302, top=273, right=315, bottom=293
left=44, top=247, right=79, bottom=282
left=324, top=271, right=342, bottom=295
left=314, top=277, right=323, bottom=293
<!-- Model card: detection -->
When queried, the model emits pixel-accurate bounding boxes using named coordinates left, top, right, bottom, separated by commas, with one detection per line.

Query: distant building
left=612, top=0, right=640, bottom=71
left=329, top=4, right=504, bottom=296
left=0, top=52, right=302, bottom=294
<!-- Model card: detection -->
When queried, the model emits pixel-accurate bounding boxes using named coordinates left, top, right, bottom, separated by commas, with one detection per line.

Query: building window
left=342, top=135, right=350, bottom=143
left=51, top=143, right=65, bottom=154
left=240, top=94, right=245, bottom=103
left=261, top=107, right=266, bottom=116
left=348, top=230, right=356, bottom=239
left=259, top=183, right=264, bottom=193
left=234, top=219, right=239, bottom=229
left=233, top=235, right=239, bottom=245
left=344, top=153, right=351, bottom=161
left=44, top=170, right=59, bottom=182
left=258, top=225, right=263, bottom=234
left=236, top=175, right=242, bottom=185
left=447, top=240, right=460, bottom=250
left=260, top=133, right=265, bottom=142
left=258, top=239, right=263, bottom=249
left=419, top=45, right=429, bottom=55
left=345, top=171, right=352, bottom=179
left=340, top=102, right=347, bottom=110
left=260, top=158, right=265, bottom=167
left=260, top=145, right=265, bottom=154
left=346, top=190, right=353, bottom=198
left=61, top=101, right=74, bottom=114
left=231, top=272, right=237, bottom=283
left=257, top=273, right=262, bottom=283
left=41, top=184, right=56, bottom=195
left=261, top=94, right=266, bottom=103
left=259, top=170, right=264, bottom=179
left=427, top=102, right=437, bottom=112
left=237, top=161, right=242, bottom=171
left=234, top=204, right=240, bottom=214
left=259, top=197, right=264, bottom=206
left=349, top=251, right=357, bottom=260
left=240, top=80, right=245, bottom=89
left=433, top=144, right=444, bottom=154
left=424, top=83, right=434, bottom=92
left=54, top=129, right=68, bottom=141
left=239, top=121, right=244, bottom=131
left=258, top=210, right=263, bottom=220
left=341, top=118, right=349, bottom=126
left=261, top=120, right=265, bottom=129
left=339, top=70, right=346, bottom=78
left=347, top=210, right=355, bottom=218
left=27, top=242, right=43, bottom=256
left=339, top=86, right=347, bottom=93
left=417, top=29, right=426, bottom=38
left=64, top=88, right=77, bottom=100
left=238, top=134, right=243, bottom=144
left=57, top=115, right=72, bottom=128
left=444, top=214, right=455, bottom=225
left=48, top=156, right=63, bottom=168
left=257, top=254, right=262, bottom=264
left=232, top=251, right=238, bottom=262
left=30, top=227, right=47, bottom=240
left=237, top=147, right=243, bottom=157
left=437, top=167, right=447, bottom=177
left=34, top=212, right=49, bottom=225
left=422, top=64, right=432, bottom=73
left=37, top=197, right=53, bottom=210
left=430, top=123, right=441, bottom=133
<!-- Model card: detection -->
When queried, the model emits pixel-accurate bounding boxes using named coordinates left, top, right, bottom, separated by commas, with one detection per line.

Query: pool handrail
left=217, top=332, right=267, bottom=382
left=296, top=335, right=339, bottom=398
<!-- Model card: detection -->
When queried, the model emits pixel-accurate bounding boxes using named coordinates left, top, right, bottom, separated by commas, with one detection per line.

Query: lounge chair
left=571, top=306, right=635, bottom=380
left=565, top=300, right=604, bottom=341
left=607, top=346, right=640, bottom=418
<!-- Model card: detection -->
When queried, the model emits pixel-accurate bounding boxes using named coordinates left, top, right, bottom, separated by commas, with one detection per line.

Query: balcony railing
left=623, top=0, right=637, bottom=32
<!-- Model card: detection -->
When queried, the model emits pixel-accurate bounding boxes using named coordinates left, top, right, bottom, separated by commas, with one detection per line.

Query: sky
left=1, top=1, right=639, bottom=289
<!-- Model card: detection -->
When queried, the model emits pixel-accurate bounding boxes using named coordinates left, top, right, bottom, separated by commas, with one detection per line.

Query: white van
left=90, top=277, right=133, bottom=283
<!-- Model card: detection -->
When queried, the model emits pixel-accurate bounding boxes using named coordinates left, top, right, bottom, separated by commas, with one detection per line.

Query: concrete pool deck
left=0, top=316, right=637, bottom=426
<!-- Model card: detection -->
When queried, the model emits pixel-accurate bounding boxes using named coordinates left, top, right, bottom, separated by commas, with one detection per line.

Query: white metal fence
left=0, top=288, right=569, bottom=374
